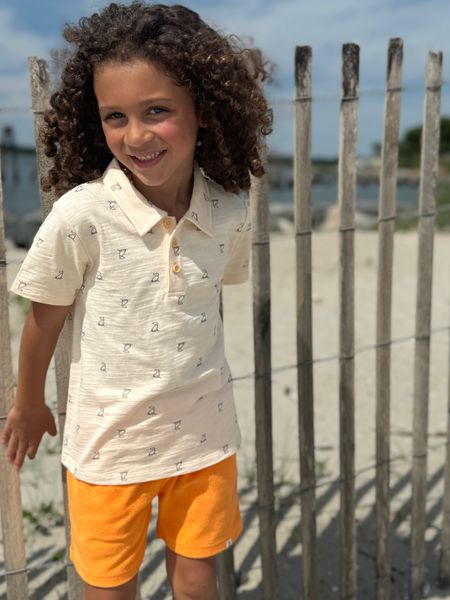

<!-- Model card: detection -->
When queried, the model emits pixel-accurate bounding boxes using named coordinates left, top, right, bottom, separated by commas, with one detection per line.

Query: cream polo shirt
left=11, top=158, right=251, bottom=485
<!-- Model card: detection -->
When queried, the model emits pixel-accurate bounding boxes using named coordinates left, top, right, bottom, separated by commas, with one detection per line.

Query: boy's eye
left=104, top=112, right=124, bottom=121
left=147, top=107, right=167, bottom=115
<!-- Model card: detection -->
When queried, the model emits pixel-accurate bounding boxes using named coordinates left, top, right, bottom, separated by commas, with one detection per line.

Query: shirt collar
left=102, top=159, right=213, bottom=237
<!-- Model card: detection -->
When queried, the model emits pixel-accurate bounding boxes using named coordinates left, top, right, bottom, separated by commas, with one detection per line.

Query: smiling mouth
left=130, top=150, right=165, bottom=162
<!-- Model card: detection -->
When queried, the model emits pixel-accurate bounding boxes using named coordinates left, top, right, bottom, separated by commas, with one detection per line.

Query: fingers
left=1, top=419, right=11, bottom=445
left=27, top=444, right=38, bottom=460
left=13, top=438, right=29, bottom=471
left=47, top=419, right=58, bottom=437
left=6, top=432, right=19, bottom=464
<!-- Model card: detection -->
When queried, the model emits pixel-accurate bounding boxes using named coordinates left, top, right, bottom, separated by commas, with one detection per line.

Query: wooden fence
left=1, top=37, right=450, bottom=599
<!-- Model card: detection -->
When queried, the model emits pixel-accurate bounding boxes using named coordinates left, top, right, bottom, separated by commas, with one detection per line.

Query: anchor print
left=63, top=437, right=69, bottom=446
left=173, top=245, right=180, bottom=256
left=147, top=406, right=156, bottom=416
left=174, top=420, right=182, bottom=431
left=120, top=471, right=128, bottom=481
left=153, top=369, right=161, bottom=378
left=98, top=317, right=105, bottom=326
left=200, top=433, right=207, bottom=444
left=177, top=295, right=185, bottom=305
left=123, top=343, right=132, bottom=353
left=201, top=269, right=209, bottom=279
left=92, top=451, right=100, bottom=460
left=67, top=312, right=73, bottom=321
left=90, top=225, right=98, bottom=235
left=242, top=259, right=249, bottom=269
left=67, top=231, right=77, bottom=241
left=75, top=185, right=84, bottom=192
left=175, top=461, right=183, bottom=471
left=200, top=312, right=207, bottom=323
left=196, top=357, right=203, bottom=368
left=223, top=444, right=230, bottom=454
left=122, top=389, right=131, bottom=398
left=110, top=183, right=122, bottom=191
left=96, top=271, right=104, bottom=281
left=212, top=199, right=219, bottom=208
left=190, top=211, right=199, bottom=221
left=36, top=238, right=44, bottom=248
left=76, top=424, right=80, bottom=433
left=218, top=402, right=223, bottom=413
left=246, top=222, right=252, bottom=231
left=151, top=321, right=160, bottom=333
left=55, top=270, right=64, bottom=280
left=151, top=272, right=160, bottom=283
left=118, top=249, right=127, bottom=259
left=121, top=299, right=129, bottom=308
left=100, top=362, right=107, bottom=372
left=236, top=222, right=244, bottom=232
left=117, top=429, right=126, bottom=438
left=219, top=243, right=225, bottom=254
left=81, top=331, right=86, bottom=341
left=177, top=342, right=185, bottom=352
left=148, top=447, right=156, bottom=456
left=97, top=407, right=104, bottom=417
left=108, top=200, right=118, bottom=210
left=17, top=281, right=27, bottom=291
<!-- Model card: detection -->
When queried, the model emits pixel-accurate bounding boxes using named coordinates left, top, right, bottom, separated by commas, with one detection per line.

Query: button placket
left=164, top=217, right=183, bottom=293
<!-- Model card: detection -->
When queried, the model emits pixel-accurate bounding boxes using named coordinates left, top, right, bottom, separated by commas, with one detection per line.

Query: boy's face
left=94, top=59, right=200, bottom=202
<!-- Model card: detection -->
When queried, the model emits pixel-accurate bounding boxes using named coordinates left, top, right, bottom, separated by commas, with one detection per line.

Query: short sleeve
left=222, top=201, right=251, bottom=285
left=10, top=205, right=89, bottom=306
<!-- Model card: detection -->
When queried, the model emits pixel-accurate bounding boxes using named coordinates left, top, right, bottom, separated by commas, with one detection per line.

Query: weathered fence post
left=0, top=151, right=29, bottom=600
left=294, top=45, right=318, bottom=600
left=28, top=56, right=84, bottom=600
left=411, top=50, right=442, bottom=600
left=440, top=306, right=450, bottom=587
left=375, top=38, right=403, bottom=600
left=338, top=43, right=359, bottom=600
left=249, top=51, right=278, bottom=600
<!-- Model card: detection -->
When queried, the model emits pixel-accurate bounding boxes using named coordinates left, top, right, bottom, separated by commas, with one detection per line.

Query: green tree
left=398, top=116, right=450, bottom=167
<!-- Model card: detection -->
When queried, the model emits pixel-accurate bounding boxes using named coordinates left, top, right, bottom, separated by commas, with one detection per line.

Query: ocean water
left=1, top=150, right=419, bottom=226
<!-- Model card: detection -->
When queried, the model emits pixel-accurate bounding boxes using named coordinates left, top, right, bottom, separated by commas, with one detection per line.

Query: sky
left=0, top=0, right=449, bottom=158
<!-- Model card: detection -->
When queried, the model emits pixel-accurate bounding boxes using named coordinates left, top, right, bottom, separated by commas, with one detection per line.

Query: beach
left=2, top=229, right=450, bottom=599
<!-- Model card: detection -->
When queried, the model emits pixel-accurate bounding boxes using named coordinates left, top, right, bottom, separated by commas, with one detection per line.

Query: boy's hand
left=1, top=403, right=57, bottom=470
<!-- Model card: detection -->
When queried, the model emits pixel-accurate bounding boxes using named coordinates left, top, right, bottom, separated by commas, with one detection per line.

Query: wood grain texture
left=411, top=51, right=442, bottom=600
left=294, top=44, right=318, bottom=600
left=0, top=149, right=29, bottom=600
left=338, top=43, right=359, bottom=600
left=375, top=38, right=403, bottom=600
left=28, top=57, right=84, bottom=600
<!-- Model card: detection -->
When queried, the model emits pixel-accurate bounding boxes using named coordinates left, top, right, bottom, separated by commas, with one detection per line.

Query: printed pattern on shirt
left=10, top=158, right=250, bottom=485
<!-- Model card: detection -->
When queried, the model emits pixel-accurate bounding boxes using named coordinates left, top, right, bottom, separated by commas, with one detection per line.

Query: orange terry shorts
left=66, top=455, right=242, bottom=588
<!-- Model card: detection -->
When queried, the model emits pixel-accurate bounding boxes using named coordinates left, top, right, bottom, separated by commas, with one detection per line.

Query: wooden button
left=172, top=263, right=181, bottom=273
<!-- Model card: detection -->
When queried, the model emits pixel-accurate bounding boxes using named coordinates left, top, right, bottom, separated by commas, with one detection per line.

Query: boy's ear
left=197, top=107, right=207, bottom=128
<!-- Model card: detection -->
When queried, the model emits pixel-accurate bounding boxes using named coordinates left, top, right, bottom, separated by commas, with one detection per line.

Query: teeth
left=134, top=151, right=163, bottom=161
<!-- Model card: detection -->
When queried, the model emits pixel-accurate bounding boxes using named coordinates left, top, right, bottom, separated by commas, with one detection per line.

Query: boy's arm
left=1, top=301, right=71, bottom=470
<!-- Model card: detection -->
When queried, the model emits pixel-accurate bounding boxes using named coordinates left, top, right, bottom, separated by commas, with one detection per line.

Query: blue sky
left=1, top=0, right=449, bottom=157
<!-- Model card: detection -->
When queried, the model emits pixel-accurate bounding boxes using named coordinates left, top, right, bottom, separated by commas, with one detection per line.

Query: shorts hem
left=162, top=521, right=243, bottom=560
left=70, top=548, right=141, bottom=588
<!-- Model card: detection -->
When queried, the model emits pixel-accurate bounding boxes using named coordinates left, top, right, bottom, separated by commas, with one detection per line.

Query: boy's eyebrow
left=98, top=98, right=176, bottom=110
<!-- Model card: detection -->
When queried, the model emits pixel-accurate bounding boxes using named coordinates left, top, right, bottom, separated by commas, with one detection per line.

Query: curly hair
left=41, top=1, right=273, bottom=196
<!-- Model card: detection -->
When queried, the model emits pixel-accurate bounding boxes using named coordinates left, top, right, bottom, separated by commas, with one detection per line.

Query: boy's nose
left=125, top=122, right=155, bottom=147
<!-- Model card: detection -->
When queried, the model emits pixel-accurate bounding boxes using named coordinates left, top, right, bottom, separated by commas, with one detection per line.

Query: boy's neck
left=131, top=170, right=195, bottom=223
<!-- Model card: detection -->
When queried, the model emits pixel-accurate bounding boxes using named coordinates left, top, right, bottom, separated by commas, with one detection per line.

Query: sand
left=2, top=229, right=450, bottom=599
